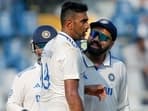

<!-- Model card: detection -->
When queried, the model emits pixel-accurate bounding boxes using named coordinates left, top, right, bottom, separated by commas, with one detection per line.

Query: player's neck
left=86, top=52, right=106, bottom=66
left=62, top=28, right=76, bottom=40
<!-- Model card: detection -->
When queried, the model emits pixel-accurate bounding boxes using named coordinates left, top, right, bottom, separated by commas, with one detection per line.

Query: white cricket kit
left=40, top=32, right=85, bottom=111
left=7, top=63, right=41, bottom=111
left=83, top=52, right=130, bottom=111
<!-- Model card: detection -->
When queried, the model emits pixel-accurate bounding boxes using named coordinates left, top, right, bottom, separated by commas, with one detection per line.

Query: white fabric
left=122, top=42, right=148, bottom=110
left=6, top=63, right=41, bottom=111
left=83, top=52, right=130, bottom=111
left=40, top=32, right=86, bottom=111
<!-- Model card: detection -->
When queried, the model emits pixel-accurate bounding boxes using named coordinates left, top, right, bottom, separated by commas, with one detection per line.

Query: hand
left=96, top=85, right=106, bottom=101
left=85, top=84, right=107, bottom=101
left=91, top=85, right=106, bottom=101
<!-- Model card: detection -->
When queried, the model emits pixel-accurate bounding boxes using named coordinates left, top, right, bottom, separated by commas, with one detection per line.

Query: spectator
left=123, top=35, right=148, bottom=108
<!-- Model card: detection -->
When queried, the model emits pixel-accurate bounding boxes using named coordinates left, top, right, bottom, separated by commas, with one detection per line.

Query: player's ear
left=109, top=41, right=114, bottom=49
left=66, top=19, right=73, bottom=30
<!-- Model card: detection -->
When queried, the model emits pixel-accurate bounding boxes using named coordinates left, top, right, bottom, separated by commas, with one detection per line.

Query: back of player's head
left=90, top=18, right=117, bottom=41
left=31, top=25, right=57, bottom=51
left=60, top=1, right=88, bottom=26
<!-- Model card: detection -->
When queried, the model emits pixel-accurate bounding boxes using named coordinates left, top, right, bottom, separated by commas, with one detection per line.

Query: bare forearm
left=66, top=94, right=84, bottom=111
left=85, top=85, right=106, bottom=101
left=85, top=85, right=104, bottom=95
left=65, top=79, right=84, bottom=111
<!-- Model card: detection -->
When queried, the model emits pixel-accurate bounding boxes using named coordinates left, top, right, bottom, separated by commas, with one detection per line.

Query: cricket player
left=6, top=25, right=57, bottom=111
left=40, top=1, right=89, bottom=111
left=83, top=18, right=130, bottom=111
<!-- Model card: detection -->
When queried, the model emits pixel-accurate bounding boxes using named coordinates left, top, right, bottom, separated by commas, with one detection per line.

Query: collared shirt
left=7, top=63, right=41, bottom=111
left=40, top=32, right=86, bottom=106
left=83, top=52, right=130, bottom=111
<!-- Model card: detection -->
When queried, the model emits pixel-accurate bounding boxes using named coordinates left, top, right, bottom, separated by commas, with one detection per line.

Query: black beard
left=87, top=41, right=109, bottom=56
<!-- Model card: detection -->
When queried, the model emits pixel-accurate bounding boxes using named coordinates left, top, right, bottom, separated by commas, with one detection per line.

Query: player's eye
left=90, top=30, right=112, bottom=41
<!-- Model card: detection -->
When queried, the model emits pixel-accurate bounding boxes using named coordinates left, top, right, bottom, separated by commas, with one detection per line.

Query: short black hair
left=60, top=1, right=88, bottom=26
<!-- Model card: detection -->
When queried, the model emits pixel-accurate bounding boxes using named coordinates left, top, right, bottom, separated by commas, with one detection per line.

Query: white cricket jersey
left=40, top=32, right=85, bottom=111
left=83, top=52, right=130, bottom=111
left=7, top=63, right=41, bottom=111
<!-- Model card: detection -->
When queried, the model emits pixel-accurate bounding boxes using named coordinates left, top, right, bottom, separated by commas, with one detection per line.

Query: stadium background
left=0, top=0, right=147, bottom=111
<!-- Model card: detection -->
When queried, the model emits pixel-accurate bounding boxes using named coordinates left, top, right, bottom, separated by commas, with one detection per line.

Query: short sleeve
left=63, top=48, right=84, bottom=80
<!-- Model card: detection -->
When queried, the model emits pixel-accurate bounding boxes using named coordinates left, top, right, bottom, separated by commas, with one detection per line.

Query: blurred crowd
left=0, top=0, right=147, bottom=111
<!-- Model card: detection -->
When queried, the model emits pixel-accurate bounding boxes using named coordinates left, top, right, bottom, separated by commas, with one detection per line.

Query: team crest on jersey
left=108, top=73, right=115, bottom=81
left=41, top=30, right=51, bottom=39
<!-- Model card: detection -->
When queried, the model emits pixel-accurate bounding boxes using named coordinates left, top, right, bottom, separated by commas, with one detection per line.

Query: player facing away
left=40, top=1, right=89, bottom=111
left=83, top=18, right=130, bottom=111
left=6, top=25, right=57, bottom=111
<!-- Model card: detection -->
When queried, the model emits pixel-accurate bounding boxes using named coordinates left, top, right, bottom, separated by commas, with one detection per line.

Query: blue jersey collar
left=83, top=51, right=112, bottom=68
left=58, top=32, right=78, bottom=48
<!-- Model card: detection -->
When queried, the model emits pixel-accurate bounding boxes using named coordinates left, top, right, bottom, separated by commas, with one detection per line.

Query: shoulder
left=17, top=64, right=39, bottom=78
left=57, top=32, right=78, bottom=49
left=110, top=55, right=126, bottom=68
left=110, top=55, right=127, bottom=79
left=57, top=38, right=80, bottom=57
